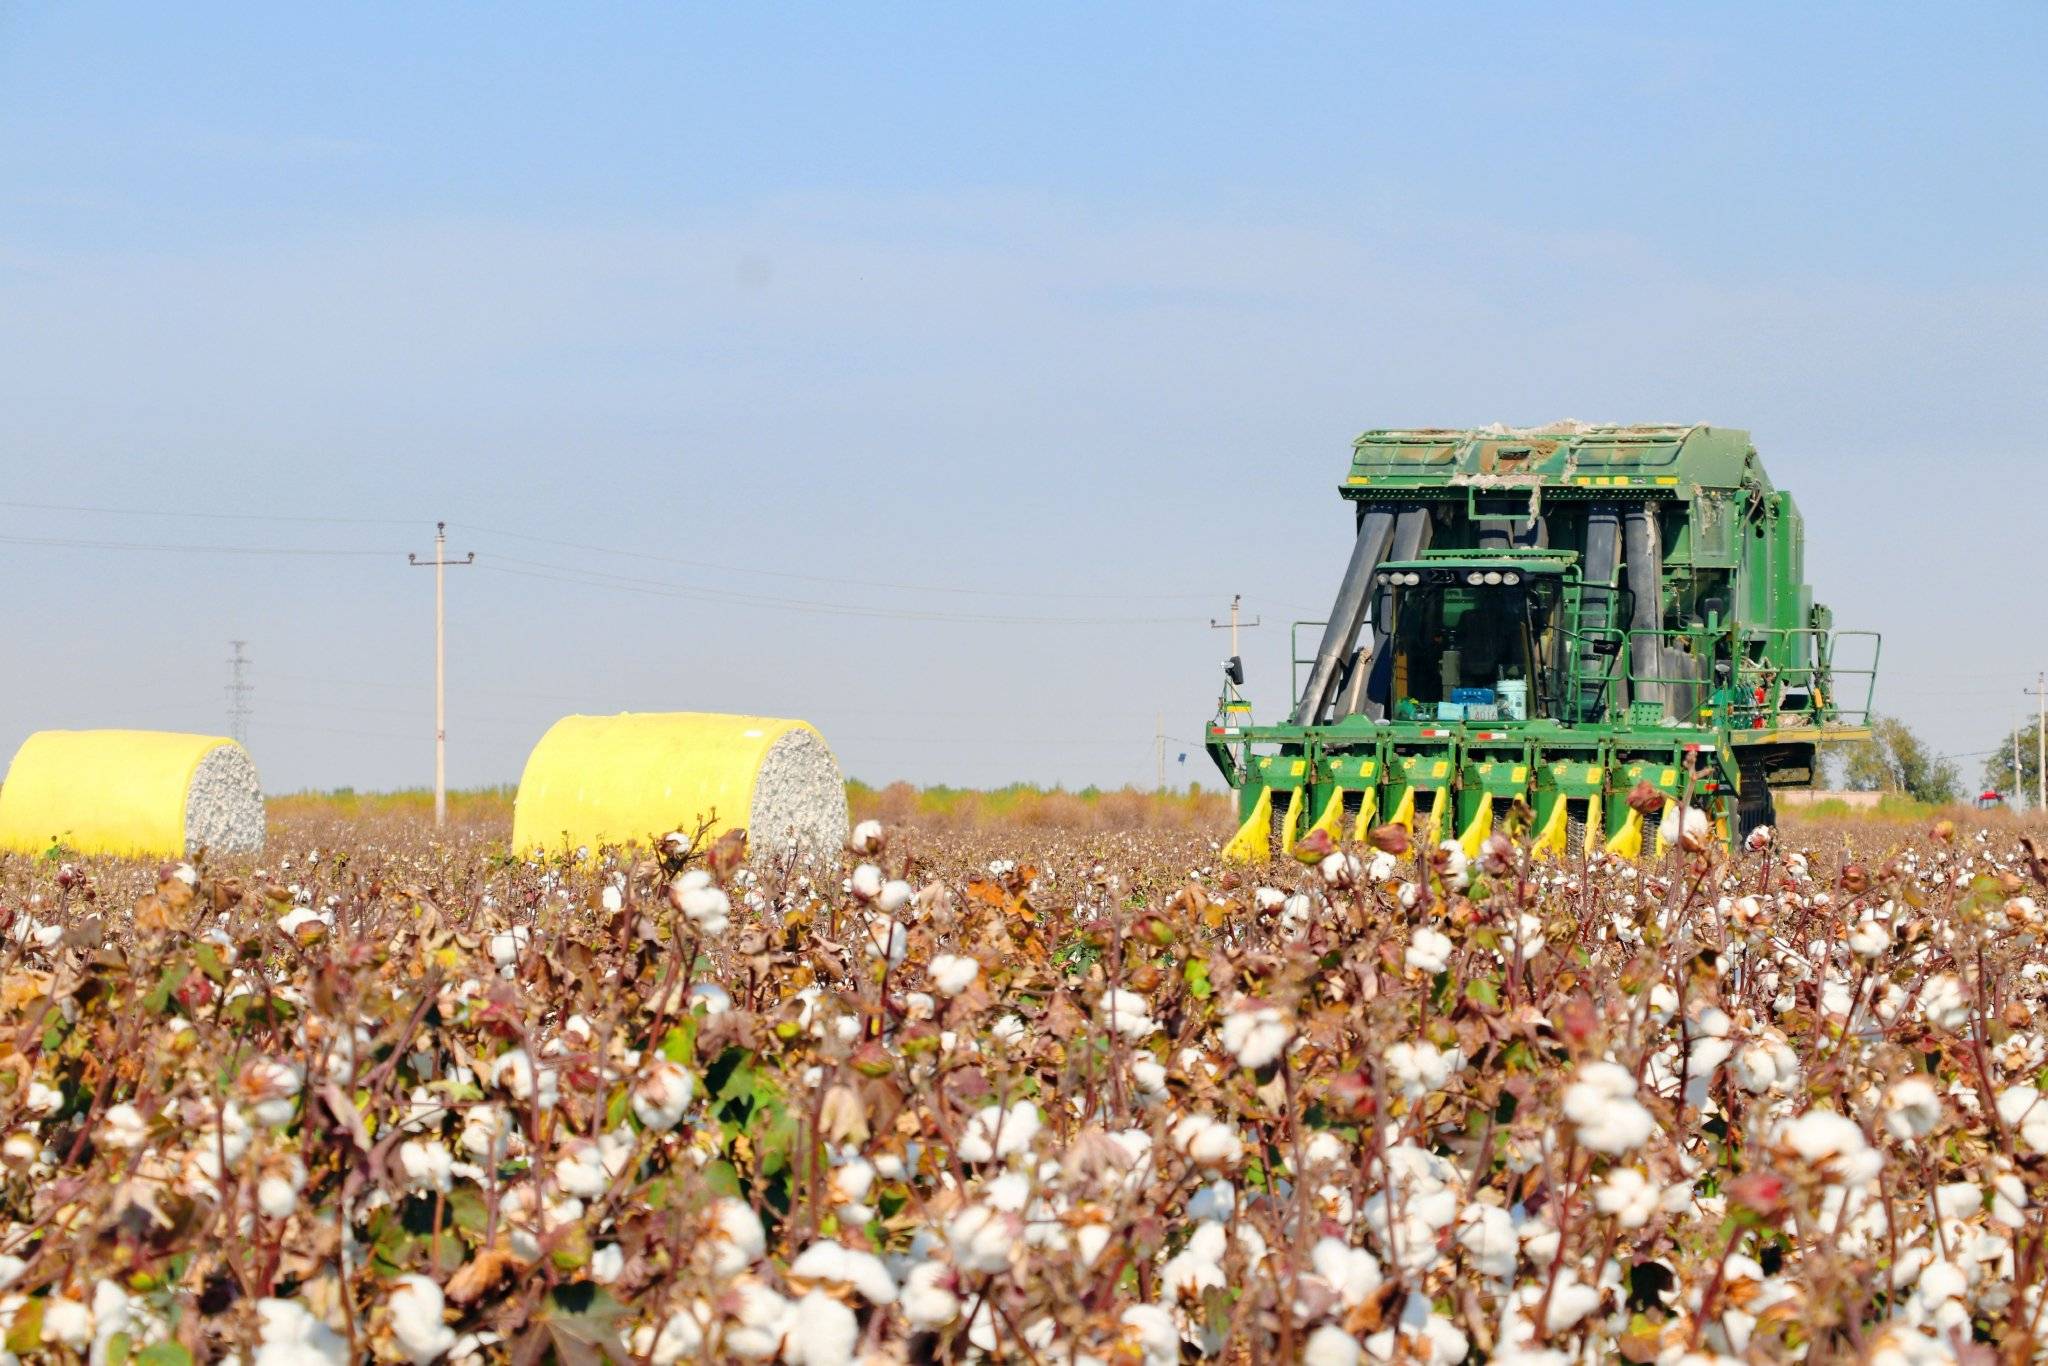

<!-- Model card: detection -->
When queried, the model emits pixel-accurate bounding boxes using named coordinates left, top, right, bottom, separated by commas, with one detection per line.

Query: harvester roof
left=1345, top=423, right=1763, bottom=498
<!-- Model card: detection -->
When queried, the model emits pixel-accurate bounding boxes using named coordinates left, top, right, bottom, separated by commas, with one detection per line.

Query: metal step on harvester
left=1207, top=424, right=1879, bottom=863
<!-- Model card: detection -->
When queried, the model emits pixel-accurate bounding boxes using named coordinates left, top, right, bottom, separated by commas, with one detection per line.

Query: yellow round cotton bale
left=0, top=729, right=266, bottom=859
left=512, top=711, right=848, bottom=861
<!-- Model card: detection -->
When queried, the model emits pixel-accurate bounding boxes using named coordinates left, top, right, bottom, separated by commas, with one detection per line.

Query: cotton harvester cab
left=1207, top=424, right=1878, bottom=861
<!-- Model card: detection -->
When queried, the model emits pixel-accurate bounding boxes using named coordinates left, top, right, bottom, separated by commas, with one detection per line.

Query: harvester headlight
left=1501, top=571, right=1521, bottom=585
left=1466, top=571, right=1486, bottom=586
left=1482, top=570, right=1503, bottom=585
left=1402, top=571, right=1422, bottom=586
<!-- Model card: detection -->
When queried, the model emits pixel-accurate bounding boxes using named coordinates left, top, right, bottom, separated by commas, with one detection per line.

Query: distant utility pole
left=1209, top=593, right=1261, bottom=661
left=2030, top=674, right=2048, bottom=814
left=225, top=641, right=252, bottom=745
left=409, top=522, right=475, bottom=827
left=1155, top=713, right=1165, bottom=791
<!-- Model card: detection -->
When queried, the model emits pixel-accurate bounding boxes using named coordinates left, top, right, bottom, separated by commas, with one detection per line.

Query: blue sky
left=0, top=3, right=2041, bottom=793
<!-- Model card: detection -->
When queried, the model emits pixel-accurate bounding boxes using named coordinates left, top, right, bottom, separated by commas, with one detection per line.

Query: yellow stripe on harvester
left=1458, top=794, right=1493, bottom=860
left=1349, top=789, right=1380, bottom=844
left=1222, top=789, right=1274, bottom=864
left=1531, top=799, right=1570, bottom=861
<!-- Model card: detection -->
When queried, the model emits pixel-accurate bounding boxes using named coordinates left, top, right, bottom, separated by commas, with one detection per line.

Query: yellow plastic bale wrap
left=513, top=712, right=848, bottom=862
left=0, top=729, right=266, bottom=859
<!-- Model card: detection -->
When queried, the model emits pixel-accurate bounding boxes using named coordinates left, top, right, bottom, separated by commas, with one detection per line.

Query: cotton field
left=0, top=807, right=2044, bottom=1364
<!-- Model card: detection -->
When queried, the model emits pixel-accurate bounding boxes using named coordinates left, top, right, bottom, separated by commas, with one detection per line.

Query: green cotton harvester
left=1208, top=423, right=1878, bottom=862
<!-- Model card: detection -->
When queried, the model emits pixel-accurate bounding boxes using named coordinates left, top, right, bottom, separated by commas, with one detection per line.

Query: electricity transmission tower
left=226, top=641, right=253, bottom=745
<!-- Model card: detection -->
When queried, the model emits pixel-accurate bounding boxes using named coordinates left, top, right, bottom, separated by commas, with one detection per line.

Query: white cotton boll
left=1779, top=1108, right=1881, bottom=1184
left=945, top=1204, right=1016, bottom=1273
left=1131, top=1055, right=1168, bottom=1101
left=989, top=1014, right=1027, bottom=1048
left=259, top=1156, right=308, bottom=1219
left=1437, top=841, right=1470, bottom=891
left=1562, top=1060, right=1655, bottom=1155
left=779, top=1290, right=856, bottom=1366
left=1383, top=1041, right=1460, bottom=1100
left=631, top=1061, right=695, bottom=1131
left=489, top=1049, right=536, bottom=1101
left=1919, top=973, right=1972, bottom=1030
left=601, top=884, right=624, bottom=914
left=1302, top=1130, right=1349, bottom=1170
left=1302, top=1325, right=1363, bottom=1366
left=1593, top=1167, right=1660, bottom=1230
left=459, top=1104, right=511, bottom=1161
left=388, top=1275, right=456, bottom=1364
left=1161, top=1221, right=1229, bottom=1298
left=1884, top=1077, right=1943, bottom=1140
left=40, top=1294, right=93, bottom=1349
left=1456, top=1204, right=1517, bottom=1279
left=590, top=1245, right=623, bottom=1284
left=877, top=880, right=914, bottom=914
left=255, top=1298, right=349, bottom=1365
left=1997, top=1086, right=2048, bottom=1152
left=1648, top=982, right=1680, bottom=1025
left=1539, top=1274, right=1602, bottom=1333
left=1172, top=1113, right=1245, bottom=1169
left=98, top=1103, right=149, bottom=1150
left=23, top=1081, right=61, bottom=1117
left=554, top=1139, right=611, bottom=1198
left=1310, top=1238, right=1383, bottom=1306
left=849, top=864, right=885, bottom=901
left=1848, top=917, right=1890, bottom=957
left=929, top=954, right=979, bottom=997
left=1096, top=988, right=1159, bottom=1040
left=707, top=1197, right=766, bottom=1275
left=488, top=928, right=529, bottom=970
left=1320, top=852, right=1364, bottom=887
left=850, top=819, right=883, bottom=854
left=1220, top=1004, right=1294, bottom=1069
left=1935, top=1182, right=1983, bottom=1220
left=789, top=1241, right=898, bottom=1305
left=689, top=982, right=732, bottom=1015
left=902, top=1261, right=960, bottom=1328
left=1405, top=927, right=1452, bottom=975
left=861, top=916, right=907, bottom=964
left=957, top=1101, right=1040, bottom=1163
left=1120, top=1303, right=1180, bottom=1366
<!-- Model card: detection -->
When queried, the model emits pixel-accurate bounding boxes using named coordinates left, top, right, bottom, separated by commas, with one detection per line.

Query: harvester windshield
left=1378, top=570, right=1563, bottom=722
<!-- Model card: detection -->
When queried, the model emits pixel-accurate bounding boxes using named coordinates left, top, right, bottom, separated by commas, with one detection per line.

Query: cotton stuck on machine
left=1208, top=424, right=1879, bottom=861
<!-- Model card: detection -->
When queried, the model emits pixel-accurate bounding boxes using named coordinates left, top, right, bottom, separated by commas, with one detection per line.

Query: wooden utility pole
left=2030, top=674, right=2047, bottom=814
left=409, top=522, right=474, bottom=827
left=1209, top=593, right=1261, bottom=660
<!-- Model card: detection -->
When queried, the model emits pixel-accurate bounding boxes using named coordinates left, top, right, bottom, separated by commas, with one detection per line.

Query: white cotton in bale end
left=747, top=726, right=849, bottom=865
left=184, top=742, right=266, bottom=857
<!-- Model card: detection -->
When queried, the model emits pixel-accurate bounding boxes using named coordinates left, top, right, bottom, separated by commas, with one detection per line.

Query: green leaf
left=105, top=1332, right=133, bottom=1366
left=660, top=1019, right=696, bottom=1065
left=447, top=1187, right=488, bottom=1239
left=143, top=963, right=190, bottom=1014
left=1184, top=957, right=1213, bottom=1001
left=1464, top=979, right=1499, bottom=1009
left=194, top=944, right=228, bottom=985
left=134, top=1345, right=194, bottom=1366
left=5, top=1296, right=42, bottom=1355
left=700, top=1160, right=743, bottom=1198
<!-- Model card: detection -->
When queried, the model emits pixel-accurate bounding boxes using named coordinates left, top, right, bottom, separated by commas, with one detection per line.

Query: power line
left=0, top=533, right=395, bottom=557
left=0, top=498, right=416, bottom=526
left=477, top=558, right=1205, bottom=626
left=455, top=521, right=1215, bottom=602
